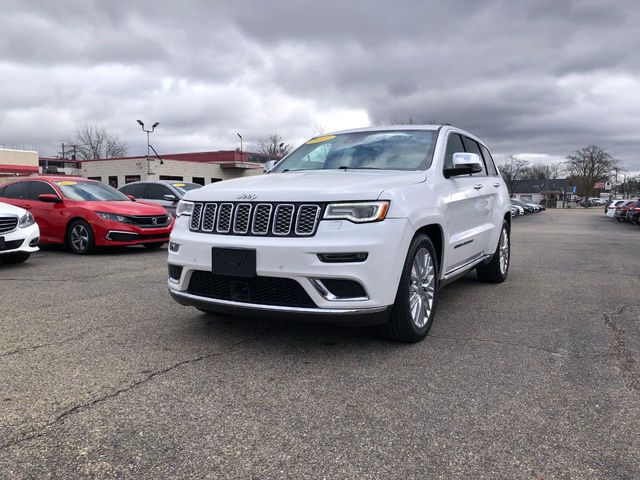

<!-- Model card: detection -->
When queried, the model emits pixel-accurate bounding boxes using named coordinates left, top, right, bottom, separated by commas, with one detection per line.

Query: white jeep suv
left=168, top=125, right=511, bottom=342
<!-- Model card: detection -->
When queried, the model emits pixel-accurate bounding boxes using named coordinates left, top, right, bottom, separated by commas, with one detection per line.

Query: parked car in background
left=630, top=204, right=640, bottom=225
left=624, top=201, right=638, bottom=224
left=605, top=199, right=625, bottom=217
left=119, top=180, right=202, bottom=216
left=614, top=200, right=635, bottom=222
left=0, top=177, right=174, bottom=254
left=510, top=199, right=536, bottom=214
left=0, top=201, right=40, bottom=263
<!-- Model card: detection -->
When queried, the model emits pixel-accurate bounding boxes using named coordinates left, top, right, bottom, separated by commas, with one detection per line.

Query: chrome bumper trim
left=168, top=284, right=388, bottom=315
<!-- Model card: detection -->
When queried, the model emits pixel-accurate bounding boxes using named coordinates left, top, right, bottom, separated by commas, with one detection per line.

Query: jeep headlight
left=19, top=211, right=36, bottom=228
left=176, top=200, right=194, bottom=217
left=323, top=201, right=390, bottom=223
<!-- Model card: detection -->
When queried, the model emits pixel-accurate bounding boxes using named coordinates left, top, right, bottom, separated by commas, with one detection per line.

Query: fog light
left=169, top=242, right=180, bottom=252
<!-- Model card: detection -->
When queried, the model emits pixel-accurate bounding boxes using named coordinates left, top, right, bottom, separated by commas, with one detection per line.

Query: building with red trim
left=74, top=150, right=271, bottom=188
left=0, top=149, right=39, bottom=183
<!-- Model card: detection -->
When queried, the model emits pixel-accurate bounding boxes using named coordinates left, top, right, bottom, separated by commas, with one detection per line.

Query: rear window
left=2, top=182, right=28, bottom=199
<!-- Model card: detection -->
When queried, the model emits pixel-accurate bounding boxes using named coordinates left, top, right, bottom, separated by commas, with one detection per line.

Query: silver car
left=119, top=180, right=202, bottom=215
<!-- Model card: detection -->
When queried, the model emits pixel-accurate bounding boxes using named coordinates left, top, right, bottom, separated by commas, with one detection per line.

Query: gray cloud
left=1, top=0, right=639, bottom=171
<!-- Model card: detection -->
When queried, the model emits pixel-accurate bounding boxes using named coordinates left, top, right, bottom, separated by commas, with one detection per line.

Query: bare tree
left=498, top=156, right=529, bottom=196
left=565, top=145, right=620, bottom=206
left=71, top=124, right=127, bottom=160
left=255, top=134, right=292, bottom=158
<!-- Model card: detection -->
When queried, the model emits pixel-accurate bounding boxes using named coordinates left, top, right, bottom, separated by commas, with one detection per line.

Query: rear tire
left=67, top=219, right=94, bottom=255
left=143, top=242, right=165, bottom=249
left=0, top=252, right=31, bottom=264
left=384, top=234, right=439, bottom=343
left=477, top=220, right=510, bottom=283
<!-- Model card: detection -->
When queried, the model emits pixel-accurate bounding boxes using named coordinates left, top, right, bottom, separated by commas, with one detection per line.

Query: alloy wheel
left=71, top=224, right=89, bottom=252
left=499, top=227, right=509, bottom=275
left=408, top=247, right=436, bottom=329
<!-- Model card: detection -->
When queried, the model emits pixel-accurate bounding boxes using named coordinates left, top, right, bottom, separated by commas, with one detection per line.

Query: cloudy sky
left=1, top=0, right=639, bottom=170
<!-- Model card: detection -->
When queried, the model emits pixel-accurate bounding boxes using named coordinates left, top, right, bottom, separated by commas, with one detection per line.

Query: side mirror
left=163, top=194, right=178, bottom=202
left=38, top=193, right=62, bottom=203
left=444, top=152, right=484, bottom=178
left=127, top=194, right=136, bottom=201
left=264, top=160, right=278, bottom=173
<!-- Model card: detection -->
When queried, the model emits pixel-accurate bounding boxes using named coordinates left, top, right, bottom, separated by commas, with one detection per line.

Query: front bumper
left=167, top=216, right=414, bottom=320
left=91, top=218, right=174, bottom=246
left=0, top=222, right=40, bottom=255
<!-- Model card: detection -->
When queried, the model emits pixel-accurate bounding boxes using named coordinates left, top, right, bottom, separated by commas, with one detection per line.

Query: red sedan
left=0, top=176, right=174, bottom=254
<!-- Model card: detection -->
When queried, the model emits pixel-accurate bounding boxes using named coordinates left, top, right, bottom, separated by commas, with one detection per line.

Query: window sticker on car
left=173, top=183, right=186, bottom=187
left=56, top=181, right=77, bottom=186
left=306, top=135, right=336, bottom=144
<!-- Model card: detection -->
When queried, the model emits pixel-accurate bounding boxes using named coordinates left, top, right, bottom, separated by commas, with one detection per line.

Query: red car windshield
left=55, top=180, right=129, bottom=201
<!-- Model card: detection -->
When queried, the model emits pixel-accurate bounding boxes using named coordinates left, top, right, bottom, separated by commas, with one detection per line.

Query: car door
left=24, top=181, right=66, bottom=243
left=440, top=132, right=487, bottom=273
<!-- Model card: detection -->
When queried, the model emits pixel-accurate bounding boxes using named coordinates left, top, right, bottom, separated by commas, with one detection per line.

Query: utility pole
left=136, top=120, right=159, bottom=176
left=237, top=133, right=243, bottom=160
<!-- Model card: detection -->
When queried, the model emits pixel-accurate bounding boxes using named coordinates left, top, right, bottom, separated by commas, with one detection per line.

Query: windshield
left=55, top=180, right=129, bottom=201
left=170, top=183, right=202, bottom=195
left=272, top=130, right=437, bottom=172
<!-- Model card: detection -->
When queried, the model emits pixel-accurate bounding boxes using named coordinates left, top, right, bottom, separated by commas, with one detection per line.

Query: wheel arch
left=415, top=223, right=444, bottom=277
left=64, top=216, right=91, bottom=246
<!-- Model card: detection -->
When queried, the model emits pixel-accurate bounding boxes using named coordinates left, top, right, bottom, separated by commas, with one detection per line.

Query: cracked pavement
left=1, top=209, right=639, bottom=479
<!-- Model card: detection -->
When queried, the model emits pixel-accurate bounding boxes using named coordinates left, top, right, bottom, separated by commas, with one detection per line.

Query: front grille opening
left=0, top=216, right=18, bottom=234
left=315, top=279, right=368, bottom=300
left=317, top=252, right=368, bottom=263
left=187, top=271, right=316, bottom=308
left=189, top=202, right=323, bottom=237
left=29, top=237, right=39, bottom=247
left=168, top=264, right=183, bottom=282
left=0, top=239, right=24, bottom=252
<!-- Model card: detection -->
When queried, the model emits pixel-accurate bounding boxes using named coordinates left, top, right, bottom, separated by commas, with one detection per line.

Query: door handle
left=473, top=184, right=483, bottom=190
left=493, top=182, right=501, bottom=187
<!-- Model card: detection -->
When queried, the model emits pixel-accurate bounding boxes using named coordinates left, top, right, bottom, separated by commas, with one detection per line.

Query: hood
left=78, top=200, right=168, bottom=216
left=0, top=201, right=27, bottom=216
left=185, top=170, right=427, bottom=202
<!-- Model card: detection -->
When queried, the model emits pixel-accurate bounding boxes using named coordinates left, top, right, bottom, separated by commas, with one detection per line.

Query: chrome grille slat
left=0, top=215, right=19, bottom=234
left=201, top=203, right=217, bottom=232
left=273, top=204, right=295, bottom=235
left=216, top=203, right=234, bottom=233
left=233, top=204, right=252, bottom=234
left=251, top=204, right=272, bottom=235
left=190, top=202, right=321, bottom=237
left=190, top=203, right=203, bottom=231
left=295, top=205, right=321, bottom=235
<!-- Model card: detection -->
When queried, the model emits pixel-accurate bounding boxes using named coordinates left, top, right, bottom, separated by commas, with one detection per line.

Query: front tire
left=67, top=219, right=95, bottom=255
left=0, top=252, right=31, bottom=264
left=477, top=220, right=510, bottom=283
left=384, top=234, right=438, bottom=343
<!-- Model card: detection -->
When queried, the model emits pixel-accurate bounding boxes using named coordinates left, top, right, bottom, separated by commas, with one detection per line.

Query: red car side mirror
left=38, top=193, right=62, bottom=203
left=127, top=195, right=136, bottom=201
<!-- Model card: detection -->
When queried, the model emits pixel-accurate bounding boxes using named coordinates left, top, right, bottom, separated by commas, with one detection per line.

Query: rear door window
left=2, top=182, right=28, bottom=199
left=123, top=183, right=147, bottom=198
left=480, top=144, right=498, bottom=177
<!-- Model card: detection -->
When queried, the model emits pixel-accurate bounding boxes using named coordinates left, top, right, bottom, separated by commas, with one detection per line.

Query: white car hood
left=185, top=170, right=427, bottom=202
left=0, top=201, right=26, bottom=216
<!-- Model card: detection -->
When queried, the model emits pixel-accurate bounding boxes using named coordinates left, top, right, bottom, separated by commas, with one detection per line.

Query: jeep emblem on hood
left=237, top=193, right=257, bottom=200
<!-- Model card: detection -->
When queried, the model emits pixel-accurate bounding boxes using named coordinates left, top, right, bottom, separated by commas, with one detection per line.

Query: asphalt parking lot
left=1, top=208, right=639, bottom=479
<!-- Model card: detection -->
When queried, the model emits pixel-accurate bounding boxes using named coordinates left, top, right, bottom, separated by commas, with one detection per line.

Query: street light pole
left=237, top=133, right=243, bottom=160
left=137, top=120, right=160, bottom=176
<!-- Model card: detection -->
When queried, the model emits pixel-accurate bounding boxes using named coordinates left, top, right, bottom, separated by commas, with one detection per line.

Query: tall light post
left=236, top=132, right=243, bottom=160
left=137, top=120, right=159, bottom=175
